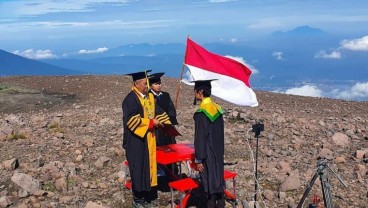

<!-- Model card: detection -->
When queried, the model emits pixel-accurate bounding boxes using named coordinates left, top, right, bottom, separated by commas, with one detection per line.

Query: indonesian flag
left=183, top=38, right=259, bottom=107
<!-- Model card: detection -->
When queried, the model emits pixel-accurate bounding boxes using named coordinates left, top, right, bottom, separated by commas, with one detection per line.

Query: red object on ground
left=156, top=143, right=195, bottom=165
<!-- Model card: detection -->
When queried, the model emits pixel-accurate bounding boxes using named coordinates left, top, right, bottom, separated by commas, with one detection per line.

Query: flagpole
left=174, top=36, right=190, bottom=109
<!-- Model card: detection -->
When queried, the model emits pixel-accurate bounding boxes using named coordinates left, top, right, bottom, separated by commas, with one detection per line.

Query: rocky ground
left=0, top=75, right=367, bottom=208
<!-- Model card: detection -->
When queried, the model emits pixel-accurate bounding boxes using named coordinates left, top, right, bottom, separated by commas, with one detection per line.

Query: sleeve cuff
left=195, top=158, right=202, bottom=163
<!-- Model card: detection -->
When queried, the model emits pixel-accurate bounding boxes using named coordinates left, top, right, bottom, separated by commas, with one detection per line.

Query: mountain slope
left=0, top=75, right=367, bottom=207
left=0, top=49, right=81, bottom=76
left=272, top=25, right=327, bottom=36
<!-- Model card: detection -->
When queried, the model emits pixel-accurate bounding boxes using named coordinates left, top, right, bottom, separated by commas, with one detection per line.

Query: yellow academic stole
left=132, top=87, right=155, bottom=119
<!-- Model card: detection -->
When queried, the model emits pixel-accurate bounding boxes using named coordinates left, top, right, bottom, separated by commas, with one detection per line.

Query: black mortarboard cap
left=126, top=70, right=152, bottom=81
left=191, top=79, right=218, bottom=90
left=149, top=72, right=165, bottom=85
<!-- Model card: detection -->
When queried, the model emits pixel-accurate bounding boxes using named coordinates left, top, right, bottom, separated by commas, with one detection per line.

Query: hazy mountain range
left=1, top=26, right=367, bottom=100
left=0, top=49, right=81, bottom=76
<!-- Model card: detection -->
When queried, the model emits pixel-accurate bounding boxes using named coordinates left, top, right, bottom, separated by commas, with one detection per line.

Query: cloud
left=229, top=38, right=238, bottom=43
left=314, top=35, right=368, bottom=59
left=314, top=50, right=341, bottom=59
left=30, top=21, right=90, bottom=27
left=284, top=85, right=322, bottom=97
left=1, top=20, right=175, bottom=33
left=4, top=0, right=133, bottom=16
left=209, top=0, right=237, bottom=3
left=225, top=55, right=259, bottom=74
left=275, top=82, right=368, bottom=101
left=340, top=35, right=368, bottom=51
left=272, top=51, right=283, bottom=60
left=330, top=82, right=368, bottom=100
left=247, top=19, right=284, bottom=30
left=78, top=47, right=108, bottom=54
left=12, top=49, right=57, bottom=59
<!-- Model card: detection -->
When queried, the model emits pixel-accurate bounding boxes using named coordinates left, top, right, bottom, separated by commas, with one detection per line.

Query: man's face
left=194, top=89, right=202, bottom=100
left=135, top=78, right=148, bottom=94
left=150, top=82, right=162, bottom=93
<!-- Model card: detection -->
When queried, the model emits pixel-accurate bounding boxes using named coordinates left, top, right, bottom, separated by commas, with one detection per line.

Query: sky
left=1, top=0, right=368, bottom=100
left=1, top=0, right=368, bottom=52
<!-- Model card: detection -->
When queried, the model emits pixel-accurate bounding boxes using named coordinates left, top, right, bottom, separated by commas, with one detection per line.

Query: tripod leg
left=297, top=172, right=319, bottom=208
left=320, top=172, right=333, bottom=208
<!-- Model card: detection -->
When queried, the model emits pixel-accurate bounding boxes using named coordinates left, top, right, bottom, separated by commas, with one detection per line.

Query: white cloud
left=314, top=50, right=341, bottom=59
left=272, top=51, right=283, bottom=60
left=340, top=35, right=368, bottom=51
left=247, top=19, right=284, bottom=30
left=78, top=47, right=108, bottom=54
left=225, top=55, right=259, bottom=74
left=209, top=0, right=237, bottom=3
left=315, top=35, right=368, bottom=59
left=275, top=82, right=368, bottom=101
left=30, top=21, right=90, bottom=27
left=12, top=49, right=57, bottom=59
left=1, top=20, right=174, bottom=32
left=331, top=82, right=368, bottom=100
left=93, top=20, right=175, bottom=29
left=229, top=38, right=238, bottom=43
left=284, top=85, right=322, bottom=97
left=5, top=0, right=133, bottom=16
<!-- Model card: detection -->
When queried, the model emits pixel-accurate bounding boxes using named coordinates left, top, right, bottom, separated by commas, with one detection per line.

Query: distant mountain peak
left=290, top=25, right=325, bottom=34
left=272, top=25, right=326, bottom=37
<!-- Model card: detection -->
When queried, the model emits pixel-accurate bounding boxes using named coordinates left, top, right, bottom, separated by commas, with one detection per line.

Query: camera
left=252, top=123, right=264, bottom=133
left=252, top=122, right=264, bottom=136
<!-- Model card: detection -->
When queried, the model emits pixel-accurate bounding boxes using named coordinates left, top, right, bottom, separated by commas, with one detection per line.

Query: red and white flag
left=183, top=38, right=258, bottom=107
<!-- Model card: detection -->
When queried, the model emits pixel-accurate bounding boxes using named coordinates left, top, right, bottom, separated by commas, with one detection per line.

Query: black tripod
left=296, top=158, right=348, bottom=208
left=252, top=122, right=264, bottom=208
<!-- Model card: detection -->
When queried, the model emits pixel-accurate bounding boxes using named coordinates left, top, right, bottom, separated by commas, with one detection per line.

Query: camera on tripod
left=251, top=121, right=264, bottom=207
left=252, top=123, right=264, bottom=132
left=252, top=122, right=264, bottom=136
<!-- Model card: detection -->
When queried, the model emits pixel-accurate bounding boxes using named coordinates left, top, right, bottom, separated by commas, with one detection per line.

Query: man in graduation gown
left=149, top=72, right=179, bottom=191
left=122, top=70, right=172, bottom=208
left=148, top=72, right=178, bottom=146
left=192, top=79, right=225, bottom=208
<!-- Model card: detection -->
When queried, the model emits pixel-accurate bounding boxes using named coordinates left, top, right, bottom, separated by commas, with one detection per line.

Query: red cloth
left=148, top=119, right=154, bottom=129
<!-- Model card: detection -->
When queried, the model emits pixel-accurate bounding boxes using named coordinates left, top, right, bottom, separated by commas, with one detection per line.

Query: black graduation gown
left=150, top=90, right=178, bottom=146
left=122, top=91, right=170, bottom=192
left=194, top=102, right=225, bottom=195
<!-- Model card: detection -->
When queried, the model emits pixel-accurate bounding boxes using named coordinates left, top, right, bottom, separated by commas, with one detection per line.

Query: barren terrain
left=0, top=75, right=367, bottom=208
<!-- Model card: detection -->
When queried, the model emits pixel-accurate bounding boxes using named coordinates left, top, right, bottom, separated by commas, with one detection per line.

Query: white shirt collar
left=136, top=90, right=146, bottom=98
left=151, top=90, right=162, bottom=97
